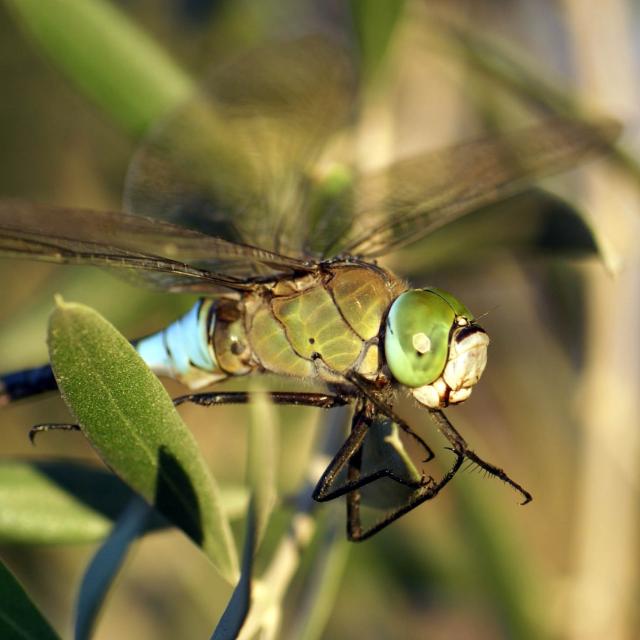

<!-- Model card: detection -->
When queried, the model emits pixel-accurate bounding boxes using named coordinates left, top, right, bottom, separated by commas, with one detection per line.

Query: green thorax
left=244, top=262, right=405, bottom=381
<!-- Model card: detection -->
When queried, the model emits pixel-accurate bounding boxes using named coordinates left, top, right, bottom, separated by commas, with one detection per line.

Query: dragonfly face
left=384, top=288, right=489, bottom=409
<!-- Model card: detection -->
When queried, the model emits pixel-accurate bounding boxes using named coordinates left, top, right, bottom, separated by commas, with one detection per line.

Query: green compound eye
left=384, top=288, right=473, bottom=387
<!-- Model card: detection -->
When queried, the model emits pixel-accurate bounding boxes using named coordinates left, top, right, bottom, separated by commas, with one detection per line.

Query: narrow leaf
left=211, top=389, right=279, bottom=638
left=350, top=0, right=406, bottom=80
left=0, top=561, right=61, bottom=640
left=0, top=460, right=142, bottom=544
left=75, top=496, right=152, bottom=640
left=211, top=498, right=258, bottom=640
left=247, top=391, right=278, bottom=544
left=0, top=461, right=250, bottom=544
left=4, top=0, right=194, bottom=136
left=294, top=526, right=350, bottom=640
left=48, top=300, right=239, bottom=582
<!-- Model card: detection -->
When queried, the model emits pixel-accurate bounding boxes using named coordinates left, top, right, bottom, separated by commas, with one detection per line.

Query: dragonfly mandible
left=0, top=39, right=617, bottom=540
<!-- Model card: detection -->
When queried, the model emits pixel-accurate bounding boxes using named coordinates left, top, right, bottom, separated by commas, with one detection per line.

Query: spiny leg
left=338, top=395, right=467, bottom=541
left=313, top=405, right=372, bottom=502
left=346, top=371, right=435, bottom=462
left=430, top=410, right=532, bottom=505
left=347, top=450, right=465, bottom=541
left=174, top=391, right=349, bottom=409
left=346, top=433, right=364, bottom=540
left=338, top=373, right=530, bottom=540
left=313, top=401, right=427, bottom=504
left=316, top=375, right=530, bottom=540
left=29, top=391, right=350, bottom=443
left=29, top=423, right=81, bottom=443
left=388, top=406, right=435, bottom=463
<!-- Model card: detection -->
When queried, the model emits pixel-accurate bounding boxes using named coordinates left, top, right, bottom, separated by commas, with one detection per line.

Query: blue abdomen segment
left=0, top=299, right=230, bottom=403
left=0, top=363, right=58, bottom=404
left=135, top=299, right=227, bottom=389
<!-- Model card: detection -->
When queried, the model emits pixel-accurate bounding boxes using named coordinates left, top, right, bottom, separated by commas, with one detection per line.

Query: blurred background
left=0, top=1, right=639, bottom=639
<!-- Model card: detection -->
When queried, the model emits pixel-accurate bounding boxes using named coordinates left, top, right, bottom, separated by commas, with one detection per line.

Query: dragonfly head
left=384, top=288, right=489, bottom=409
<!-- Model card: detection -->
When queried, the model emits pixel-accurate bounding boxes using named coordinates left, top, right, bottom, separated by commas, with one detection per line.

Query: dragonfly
left=0, top=39, right=617, bottom=540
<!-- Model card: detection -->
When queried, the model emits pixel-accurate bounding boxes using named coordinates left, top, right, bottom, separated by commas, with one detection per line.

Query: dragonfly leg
left=345, top=371, right=435, bottom=462
left=346, top=430, right=364, bottom=539
left=173, top=391, right=348, bottom=409
left=28, top=392, right=348, bottom=444
left=430, top=410, right=532, bottom=505
left=313, top=402, right=427, bottom=504
left=393, top=413, right=435, bottom=463
left=349, top=409, right=536, bottom=540
left=347, top=449, right=465, bottom=541
left=29, top=423, right=81, bottom=444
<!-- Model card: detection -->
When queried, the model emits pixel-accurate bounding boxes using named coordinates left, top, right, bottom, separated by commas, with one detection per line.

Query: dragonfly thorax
left=137, top=262, right=407, bottom=389
left=384, top=288, right=489, bottom=409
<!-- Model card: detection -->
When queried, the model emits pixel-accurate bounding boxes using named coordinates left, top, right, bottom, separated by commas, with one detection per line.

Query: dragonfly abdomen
left=136, top=296, right=256, bottom=389
left=136, top=299, right=227, bottom=389
left=0, top=363, right=58, bottom=405
left=1, top=305, right=227, bottom=403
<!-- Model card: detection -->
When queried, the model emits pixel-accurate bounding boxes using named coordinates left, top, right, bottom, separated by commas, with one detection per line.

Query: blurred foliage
left=0, top=560, right=61, bottom=640
left=4, top=0, right=194, bottom=137
left=0, top=1, right=637, bottom=640
left=349, top=0, right=405, bottom=81
left=0, top=460, right=249, bottom=544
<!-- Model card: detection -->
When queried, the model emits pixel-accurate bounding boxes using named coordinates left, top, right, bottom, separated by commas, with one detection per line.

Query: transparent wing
left=124, top=35, right=618, bottom=264
left=124, top=37, right=356, bottom=259
left=0, top=201, right=313, bottom=293
left=334, top=117, right=619, bottom=259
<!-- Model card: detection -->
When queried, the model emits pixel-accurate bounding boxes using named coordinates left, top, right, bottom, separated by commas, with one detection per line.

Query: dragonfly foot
left=420, top=473, right=436, bottom=488
left=28, top=423, right=81, bottom=444
left=519, top=491, right=533, bottom=506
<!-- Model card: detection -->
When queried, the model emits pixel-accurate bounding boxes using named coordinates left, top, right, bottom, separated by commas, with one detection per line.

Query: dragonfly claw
left=420, top=473, right=436, bottom=488
left=28, top=423, right=80, bottom=444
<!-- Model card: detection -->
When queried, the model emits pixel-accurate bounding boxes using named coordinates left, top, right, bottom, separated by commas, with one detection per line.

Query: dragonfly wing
left=124, top=37, right=356, bottom=260
left=333, top=117, right=619, bottom=259
left=0, top=201, right=313, bottom=293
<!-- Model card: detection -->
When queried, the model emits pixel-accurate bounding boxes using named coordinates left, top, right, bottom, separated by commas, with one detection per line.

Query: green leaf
left=0, top=461, right=250, bottom=544
left=0, top=561, right=61, bottom=640
left=210, top=389, right=279, bottom=638
left=0, top=460, right=143, bottom=544
left=47, top=299, right=239, bottom=583
left=349, top=0, right=406, bottom=81
left=4, top=0, right=194, bottom=136
left=75, top=496, right=152, bottom=640
left=292, top=522, right=350, bottom=640
left=246, top=390, right=277, bottom=544
left=211, top=498, right=258, bottom=640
